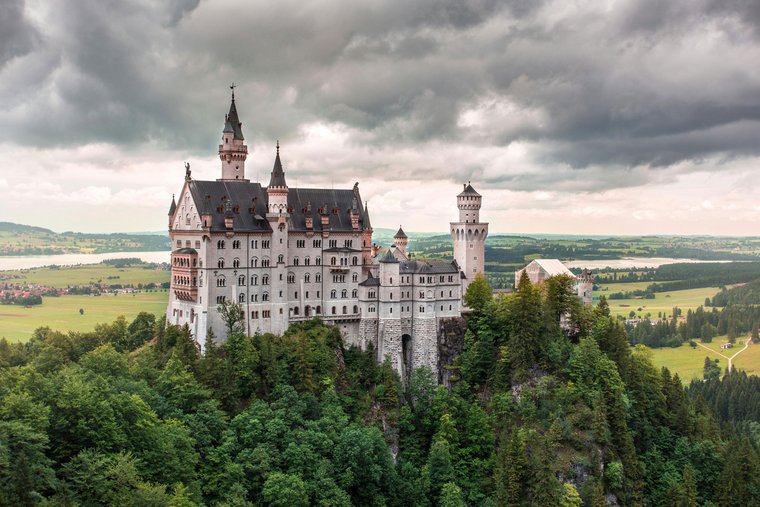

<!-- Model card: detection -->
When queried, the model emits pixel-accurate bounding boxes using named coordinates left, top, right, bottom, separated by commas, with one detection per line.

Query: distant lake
left=0, top=251, right=171, bottom=270
left=565, top=257, right=735, bottom=270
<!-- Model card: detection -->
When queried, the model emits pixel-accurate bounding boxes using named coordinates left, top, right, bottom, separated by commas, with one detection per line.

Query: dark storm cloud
left=2, top=0, right=760, bottom=188
left=0, top=0, right=38, bottom=67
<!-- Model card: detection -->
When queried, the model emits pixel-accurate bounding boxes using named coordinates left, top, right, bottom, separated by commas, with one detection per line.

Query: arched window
left=233, top=258, right=240, bottom=268
left=262, top=257, right=270, bottom=267
left=251, top=294, right=258, bottom=302
left=330, top=289, right=337, bottom=299
left=352, top=256, right=358, bottom=266
left=293, top=257, right=299, bottom=266
left=316, top=257, right=321, bottom=265
left=316, top=273, right=322, bottom=283
left=304, top=273, right=310, bottom=283
left=216, top=295, right=226, bottom=304
left=217, top=240, right=225, bottom=249
left=316, top=305, right=321, bottom=314
left=216, top=277, right=226, bottom=287
left=233, top=240, right=240, bottom=249
left=238, top=293, right=245, bottom=303
left=331, top=257, right=336, bottom=266
left=251, top=275, right=258, bottom=285
left=218, top=258, right=225, bottom=268
left=277, top=254, right=284, bottom=264
left=352, top=273, right=358, bottom=282
left=352, top=289, right=358, bottom=298
left=238, top=275, right=245, bottom=286
left=293, top=307, right=299, bottom=315
left=262, top=275, right=269, bottom=285
left=251, top=257, right=258, bottom=267
left=342, top=306, right=347, bottom=314
left=353, top=305, right=358, bottom=314
left=262, top=292, right=269, bottom=301
left=304, top=256, right=310, bottom=266
left=341, top=289, right=347, bottom=298
left=331, top=306, right=336, bottom=315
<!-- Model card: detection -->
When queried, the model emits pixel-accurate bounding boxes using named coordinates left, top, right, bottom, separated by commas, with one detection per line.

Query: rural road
left=695, top=336, right=752, bottom=372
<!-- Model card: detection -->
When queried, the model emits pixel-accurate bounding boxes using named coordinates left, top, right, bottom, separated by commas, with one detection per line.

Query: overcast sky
left=1, top=0, right=760, bottom=236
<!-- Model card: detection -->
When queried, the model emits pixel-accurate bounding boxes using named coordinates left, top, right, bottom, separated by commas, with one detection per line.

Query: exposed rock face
left=437, top=316, right=467, bottom=386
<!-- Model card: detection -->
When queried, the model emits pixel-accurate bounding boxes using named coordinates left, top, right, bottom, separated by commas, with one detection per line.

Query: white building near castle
left=166, top=91, right=489, bottom=377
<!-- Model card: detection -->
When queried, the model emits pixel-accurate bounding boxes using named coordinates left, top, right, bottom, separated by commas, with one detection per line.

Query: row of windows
left=217, top=239, right=273, bottom=250
left=217, top=256, right=329, bottom=268
left=176, top=240, right=202, bottom=249
left=173, top=276, right=196, bottom=286
left=329, top=289, right=358, bottom=299
left=173, top=257, right=196, bottom=268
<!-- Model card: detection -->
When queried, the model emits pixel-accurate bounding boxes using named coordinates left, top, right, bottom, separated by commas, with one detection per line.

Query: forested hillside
left=0, top=275, right=758, bottom=505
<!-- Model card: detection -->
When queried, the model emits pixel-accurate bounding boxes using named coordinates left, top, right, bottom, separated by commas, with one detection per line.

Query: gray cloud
left=1, top=0, right=760, bottom=191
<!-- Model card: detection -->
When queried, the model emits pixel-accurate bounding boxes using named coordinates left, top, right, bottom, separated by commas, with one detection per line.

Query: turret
left=393, top=226, right=408, bottom=256
left=577, top=268, right=594, bottom=305
left=266, top=141, right=288, bottom=215
left=450, top=182, right=488, bottom=297
left=168, top=194, right=176, bottom=229
left=218, top=84, right=249, bottom=181
left=457, top=182, right=482, bottom=223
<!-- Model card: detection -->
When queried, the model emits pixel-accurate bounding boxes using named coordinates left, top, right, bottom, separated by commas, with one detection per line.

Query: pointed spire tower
left=266, top=141, right=289, bottom=217
left=218, top=83, right=249, bottom=181
left=393, top=226, right=408, bottom=256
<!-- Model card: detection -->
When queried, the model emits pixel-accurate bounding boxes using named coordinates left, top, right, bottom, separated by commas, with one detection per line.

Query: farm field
left=598, top=281, right=659, bottom=293
left=604, top=286, right=720, bottom=318
left=649, top=335, right=760, bottom=382
left=0, top=291, right=169, bottom=342
left=0, top=263, right=169, bottom=288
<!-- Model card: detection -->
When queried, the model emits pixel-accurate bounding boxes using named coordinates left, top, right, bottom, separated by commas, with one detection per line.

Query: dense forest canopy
left=0, top=275, right=759, bottom=505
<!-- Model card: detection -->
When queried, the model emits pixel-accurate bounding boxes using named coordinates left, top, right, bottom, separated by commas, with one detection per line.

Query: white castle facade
left=166, top=92, right=488, bottom=377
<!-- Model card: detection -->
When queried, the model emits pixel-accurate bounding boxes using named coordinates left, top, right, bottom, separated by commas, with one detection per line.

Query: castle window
left=341, top=289, right=347, bottom=298
left=419, top=291, right=424, bottom=298
left=449, top=290, right=452, bottom=297
left=262, top=240, right=271, bottom=249
left=389, top=307, right=392, bottom=314
left=262, top=258, right=270, bottom=267
left=278, top=254, right=284, bottom=264
left=287, top=274, right=295, bottom=284
left=263, top=310, right=270, bottom=318
left=238, top=293, right=245, bottom=303
left=304, top=273, right=311, bottom=283
left=233, top=258, right=240, bottom=268
left=218, top=259, right=225, bottom=268
left=352, top=289, right=358, bottom=298
left=232, top=240, right=241, bottom=249
left=216, top=277, right=226, bottom=287
left=331, top=257, right=336, bottom=266
left=313, top=239, right=322, bottom=248
left=217, top=240, right=225, bottom=249
left=344, top=239, right=353, bottom=248
left=316, top=257, right=321, bottom=265
left=238, top=275, right=245, bottom=286
left=369, top=291, right=376, bottom=298
left=251, top=275, right=258, bottom=285
left=332, top=306, right=336, bottom=315
left=263, top=292, right=269, bottom=301
left=251, top=239, right=258, bottom=248
left=352, top=273, right=358, bottom=282
left=263, top=275, right=269, bottom=285
left=216, top=295, right=226, bottom=304
left=331, top=289, right=337, bottom=298
left=329, top=240, right=337, bottom=248
left=449, top=305, right=452, bottom=311
left=251, top=294, right=258, bottom=302
left=352, top=256, right=358, bottom=266
left=305, top=291, right=309, bottom=298
left=440, top=305, right=443, bottom=311
left=296, top=240, right=305, bottom=248
left=251, top=257, right=258, bottom=267
left=390, top=277, right=393, bottom=284
left=342, top=306, right=347, bottom=314
left=316, top=273, right=322, bottom=283
left=419, top=306, right=424, bottom=312
left=252, top=311, right=258, bottom=319
left=316, top=305, right=321, bottom=314
left=304, top=256, right=310, bottom=266
left=293, top=257, right=299, bottom=266
left=369, top=306, right=376, bottom=313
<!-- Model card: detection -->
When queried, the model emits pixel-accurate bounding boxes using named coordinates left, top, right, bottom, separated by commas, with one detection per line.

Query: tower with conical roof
left=218, top=84, right=249, bottom=181
left=266, top=141, right=290, bottom=334
left=393, top=226, right=408, bottom=257
left=450, top=182, right=488, bottom=297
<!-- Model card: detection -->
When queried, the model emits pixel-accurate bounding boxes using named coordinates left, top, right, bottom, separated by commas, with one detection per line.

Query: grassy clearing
left=0, top=264, right=169, bottom=288
left=649, top=343, right=724, bottom=382
left=0, top=292, right=169, bottom=342
left=605, top=287, right=720, bottom=318
left=598, top=281, right=657, bottom=293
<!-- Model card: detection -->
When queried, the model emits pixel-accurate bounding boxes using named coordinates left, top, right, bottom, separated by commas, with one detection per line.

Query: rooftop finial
left=230, top=82, right=236, bottom=101
left=276, top=140, right=280, bottom=155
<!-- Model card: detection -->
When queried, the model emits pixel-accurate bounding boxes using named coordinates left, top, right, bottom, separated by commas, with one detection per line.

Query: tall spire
left=268, top=141, right=287, bottom=188
left=168, top=194, right=176, bottom=216
left=224, top=83, right=244, bottom=140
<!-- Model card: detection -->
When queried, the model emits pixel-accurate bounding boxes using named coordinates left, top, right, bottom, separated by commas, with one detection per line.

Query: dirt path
left=696, top=337, right=752, bottom=372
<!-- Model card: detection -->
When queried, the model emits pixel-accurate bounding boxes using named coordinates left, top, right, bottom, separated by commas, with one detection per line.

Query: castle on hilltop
left=166, top=90, right=488, bottom=378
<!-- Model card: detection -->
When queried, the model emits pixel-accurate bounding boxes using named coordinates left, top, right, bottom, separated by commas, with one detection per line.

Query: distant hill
left=0, top=222, right=170, bottom=256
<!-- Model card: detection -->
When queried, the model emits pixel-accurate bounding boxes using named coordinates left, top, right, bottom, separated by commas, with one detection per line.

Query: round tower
left=218, top=85, right=249, bottom=181
left=577, top=268, right=594, bottom=305
left=450, top=182, right=488, bottom=296
left=393, top=226, right=408, bottom=257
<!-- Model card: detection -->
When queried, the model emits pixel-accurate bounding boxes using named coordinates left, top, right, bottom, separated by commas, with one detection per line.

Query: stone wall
left=411, top=318, right=438, bottom=372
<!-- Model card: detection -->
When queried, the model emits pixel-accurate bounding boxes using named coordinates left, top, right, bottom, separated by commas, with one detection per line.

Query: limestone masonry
left=166, top=91, right=490, bottom=378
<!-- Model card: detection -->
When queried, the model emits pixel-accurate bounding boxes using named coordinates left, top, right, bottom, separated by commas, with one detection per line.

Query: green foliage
left=464, top=272, right=492, bottom=313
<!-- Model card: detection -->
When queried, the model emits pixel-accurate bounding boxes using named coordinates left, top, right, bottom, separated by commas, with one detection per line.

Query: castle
left=514, top=259, right=594, bottom=305
left=166, top=91, right=488, bottom=377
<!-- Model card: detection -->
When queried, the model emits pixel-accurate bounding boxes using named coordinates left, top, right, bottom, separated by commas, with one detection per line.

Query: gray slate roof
left=394, top=226, right=407, bottom=239
left=269, top=147, right=287, bottom=187
left=399, top=259, right=458, bottom=274
left=188, top=179, right=371, bottom=233
left=168, top=195, right=176, bottom=216
left=458, top=182, right=480, bottom=197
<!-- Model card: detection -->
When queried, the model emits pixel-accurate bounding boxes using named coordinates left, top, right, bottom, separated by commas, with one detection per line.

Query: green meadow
left=0, top=292, right=169, bottom=343
left=601, top=286, right=721, bottom=318
left=0, top=263, right=169, bottom=288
